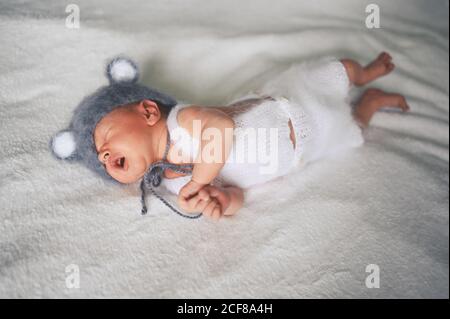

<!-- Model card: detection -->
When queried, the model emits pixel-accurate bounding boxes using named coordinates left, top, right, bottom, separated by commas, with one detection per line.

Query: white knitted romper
left=161, top=57, right=363, bottom=194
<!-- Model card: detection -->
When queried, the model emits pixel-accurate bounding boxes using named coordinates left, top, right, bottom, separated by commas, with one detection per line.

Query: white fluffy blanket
left=0, top=0, right=448, bottom=298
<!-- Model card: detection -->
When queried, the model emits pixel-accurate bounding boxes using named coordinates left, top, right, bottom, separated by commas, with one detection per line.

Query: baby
left=51, top=53, right=409, bottom=220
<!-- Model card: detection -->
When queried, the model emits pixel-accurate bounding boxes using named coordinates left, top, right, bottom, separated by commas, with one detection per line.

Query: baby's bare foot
left=362, top=52, right=395, bottom=85
left=354, top=88, right=409, bottom=127
left=373, top=91, right=410, bottom=112
left=361, top=88, right=409, bottom=112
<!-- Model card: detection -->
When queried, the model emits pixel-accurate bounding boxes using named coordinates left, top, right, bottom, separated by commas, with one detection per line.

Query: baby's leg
left=341, top=52, right=395, bottom=86
left=353, top=88, right=410, bottom=128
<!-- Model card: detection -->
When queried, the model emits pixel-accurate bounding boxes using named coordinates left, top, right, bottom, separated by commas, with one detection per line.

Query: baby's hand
left=178, top=180, right=218, bottom=217
left=179, top=180, right=205, bottom=201
left=178, top=181, right=230, bottom=220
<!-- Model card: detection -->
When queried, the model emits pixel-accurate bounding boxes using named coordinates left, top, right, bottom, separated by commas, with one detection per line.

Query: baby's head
left=93, top=99, right=167, bottom=184
left=50, top=57, right=177, bottom=184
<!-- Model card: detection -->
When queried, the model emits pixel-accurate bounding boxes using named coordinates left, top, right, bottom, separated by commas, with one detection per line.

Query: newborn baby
left=51, top=53, right=409, bottom=220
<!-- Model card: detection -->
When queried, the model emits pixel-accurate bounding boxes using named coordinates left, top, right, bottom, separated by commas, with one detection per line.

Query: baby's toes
left=376, top=52, right=386, bottom=63
left=386, top=62, right=395, bottom=73
left=398, top=96, right=410, bottom=112
left=385, top=52, right=393, bottom=62
left=389, top=94, right=410, bottom=112
left=380, top=52, right=392, bottom=62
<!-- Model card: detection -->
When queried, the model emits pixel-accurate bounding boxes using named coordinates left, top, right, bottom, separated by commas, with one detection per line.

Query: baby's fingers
left=195, top=198, right=212, bottom=212
left=197, top=189, right=210, bottom=201
left=210, top=206, right=222, bottom=221
left=203, top=200, right=222, bottom=221
left=179, top=189, right=210, bottom=212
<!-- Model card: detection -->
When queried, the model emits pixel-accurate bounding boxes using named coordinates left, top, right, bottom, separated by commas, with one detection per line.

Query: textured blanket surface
left=0, top=0, right=448, bottom=298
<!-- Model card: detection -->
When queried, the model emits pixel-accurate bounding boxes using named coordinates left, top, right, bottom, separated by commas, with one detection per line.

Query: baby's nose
left=98, top=150, right=110, bottom=164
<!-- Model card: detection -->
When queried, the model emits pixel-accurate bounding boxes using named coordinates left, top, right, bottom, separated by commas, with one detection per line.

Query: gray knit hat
left=50, top=57, right=178, bottom=181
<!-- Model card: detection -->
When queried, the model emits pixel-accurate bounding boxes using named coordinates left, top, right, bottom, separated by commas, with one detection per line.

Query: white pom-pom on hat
left=106, top=57, right=139, bottom=84
left=51, top=130, right=76, bottom=159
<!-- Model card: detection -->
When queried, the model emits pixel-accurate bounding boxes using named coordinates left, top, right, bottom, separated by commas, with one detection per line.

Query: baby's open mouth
left=117, top=157, right=125, bottom=168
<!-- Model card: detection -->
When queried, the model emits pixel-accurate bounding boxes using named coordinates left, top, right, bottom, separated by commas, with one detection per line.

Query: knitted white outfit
left=161, top=57, right=363, bottom=194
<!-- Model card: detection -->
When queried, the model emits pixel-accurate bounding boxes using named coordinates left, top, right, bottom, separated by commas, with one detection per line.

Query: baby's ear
left=50, top=130, right=77, bottom=160
left=106, top=57, right=139, bottom=84
left=140, top=99, right=161, bottom=125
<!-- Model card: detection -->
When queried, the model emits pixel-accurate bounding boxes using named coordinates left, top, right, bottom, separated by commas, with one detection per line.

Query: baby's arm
left=177, top=106, right=234, bottom=185
left=176, top=106, right=242, bottom=218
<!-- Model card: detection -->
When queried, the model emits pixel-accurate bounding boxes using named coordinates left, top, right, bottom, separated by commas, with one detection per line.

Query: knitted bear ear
left=51, top=130, right=77, bottom=159
left=106, top=57, right=139, bottom=84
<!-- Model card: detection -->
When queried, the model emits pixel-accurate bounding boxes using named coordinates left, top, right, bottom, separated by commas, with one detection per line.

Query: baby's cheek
left=122, top=160, right=147, bottom=184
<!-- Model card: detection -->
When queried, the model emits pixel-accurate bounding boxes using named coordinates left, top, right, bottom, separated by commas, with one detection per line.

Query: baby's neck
left=148, top=117, right=170, bottom=163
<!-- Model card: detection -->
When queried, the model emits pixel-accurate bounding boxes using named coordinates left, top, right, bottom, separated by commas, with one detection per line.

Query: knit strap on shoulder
left=166, top=102, right=191, bottom=133
left=166, top=102, right=200, bottom=162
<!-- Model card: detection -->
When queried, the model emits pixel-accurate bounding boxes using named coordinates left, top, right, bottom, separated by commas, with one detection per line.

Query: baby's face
left=94, top=104, right=153, bottom=184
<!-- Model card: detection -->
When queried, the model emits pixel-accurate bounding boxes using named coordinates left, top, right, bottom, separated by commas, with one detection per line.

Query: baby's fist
left=199, top=197, right=222, bottom=221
